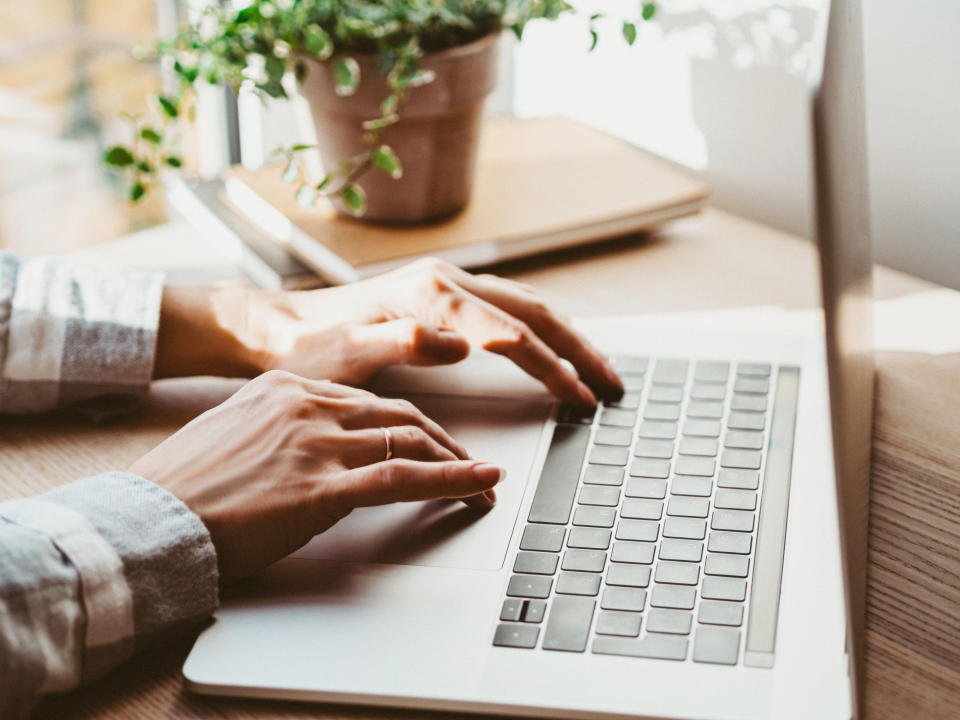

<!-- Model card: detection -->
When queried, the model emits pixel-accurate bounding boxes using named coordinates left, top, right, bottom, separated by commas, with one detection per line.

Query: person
left=0, top=250, right=621, bottom=717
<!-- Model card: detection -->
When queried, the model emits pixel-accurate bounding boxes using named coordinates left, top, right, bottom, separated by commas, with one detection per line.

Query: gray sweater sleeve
left=0, top=473, right=219, bottom=719
left=0, top=250, right=163, bottom=414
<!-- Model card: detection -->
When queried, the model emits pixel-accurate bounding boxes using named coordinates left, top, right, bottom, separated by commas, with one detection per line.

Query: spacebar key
left=592, top=634, right=688, bottom=661
left=528, top=424, right=592, bottom=524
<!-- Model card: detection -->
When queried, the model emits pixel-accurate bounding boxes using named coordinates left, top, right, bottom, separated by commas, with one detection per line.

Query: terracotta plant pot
left=298, top=33, right=500, bottom=223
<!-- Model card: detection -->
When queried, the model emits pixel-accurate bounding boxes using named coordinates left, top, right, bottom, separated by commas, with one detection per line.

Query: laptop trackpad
left=290, top=395, right=551, bottom=570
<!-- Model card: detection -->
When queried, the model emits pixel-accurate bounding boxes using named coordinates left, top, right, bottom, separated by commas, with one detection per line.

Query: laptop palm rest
left=290, top=394, right=551, bottom=570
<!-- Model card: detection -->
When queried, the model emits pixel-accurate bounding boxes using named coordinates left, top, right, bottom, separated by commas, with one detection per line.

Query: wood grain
left=0, top=209, right=957, bottom=719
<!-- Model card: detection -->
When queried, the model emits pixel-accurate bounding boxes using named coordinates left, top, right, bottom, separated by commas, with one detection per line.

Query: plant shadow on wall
left=103, top=0, right=659, bottom=223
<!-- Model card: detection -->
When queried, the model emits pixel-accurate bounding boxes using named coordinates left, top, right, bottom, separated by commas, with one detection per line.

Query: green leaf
left=129, top=182, right=146, bottom=202
left=341, top=184, right=366, bottom=215
left=296, top=184, right=316, bottom=208
left=265, top=54, right=286, bottom=84
left=333, top=58, right=360, bottom=96
left=588, top=28, right=599, bottom=52
left=164, top=155, right=183, bottom=168
left=371, top=145, right=402, bottom=179
left=235, top=6, right=257, bottom=23
left=381, top=93, right=399, bottom=116
left=282, top=158, right=299, bottom=183
left=316, top=174, right=333, bottom=191
left=136, top=159, right=153, bottom=173
left=103, top=145, right=135, bottom=167
left=589, top=12, right=603, bottom=20
left=305, top=25, right=333, bottom=60
left=139, top=127, right=162, bottom=144
left=622, top=22, right=637, bottom=46
left=294, top=60, right=307, bottom=85
left=157, top=95, right=179, bottom=118
left=642, top=3, right=657, bottom=21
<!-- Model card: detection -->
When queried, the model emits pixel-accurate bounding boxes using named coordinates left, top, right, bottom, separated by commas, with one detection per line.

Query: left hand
left=155, top=258, right=622, bottom=406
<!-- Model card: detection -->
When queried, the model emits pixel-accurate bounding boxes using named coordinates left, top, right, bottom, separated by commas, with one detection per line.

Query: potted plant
left=105, top=0, right=657, bottom=223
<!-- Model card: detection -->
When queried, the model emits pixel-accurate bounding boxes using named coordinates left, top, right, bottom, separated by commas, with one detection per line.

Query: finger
left=347, top=318, right=469, bottom=374
left=336, top=425, right=460, bottom=468
left=341, top=397, right=470, bottom=460
left=333, top=459, right=505, bottom=509
left=440, top=268, right=622, bottom=398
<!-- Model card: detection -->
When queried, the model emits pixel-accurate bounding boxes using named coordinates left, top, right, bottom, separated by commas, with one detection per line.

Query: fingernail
left=473, top=463, right=505, bottom=485
left=603, top=363, right=624, bottom=389
left=577, top=380, right=598, bottom=407
left=482, top=489, right=497, bottom=507
left=437, top=330, right=470, bottom=362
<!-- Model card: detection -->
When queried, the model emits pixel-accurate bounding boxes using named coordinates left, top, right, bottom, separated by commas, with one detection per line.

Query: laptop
left=182, top=1, right=873, bottom=718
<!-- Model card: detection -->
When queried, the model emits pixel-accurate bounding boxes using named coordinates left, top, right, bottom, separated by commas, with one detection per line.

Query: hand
left=130, top=371, right=504, bottom=582
left=154, top=258, right=622, bottom=406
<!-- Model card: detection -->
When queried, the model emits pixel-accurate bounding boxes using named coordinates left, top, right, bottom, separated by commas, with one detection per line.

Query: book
left=222, top=116, right=709, bottom=285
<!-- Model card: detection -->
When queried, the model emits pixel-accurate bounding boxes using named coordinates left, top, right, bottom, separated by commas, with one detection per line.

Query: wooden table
left=2, top=209, right=958, bottom=719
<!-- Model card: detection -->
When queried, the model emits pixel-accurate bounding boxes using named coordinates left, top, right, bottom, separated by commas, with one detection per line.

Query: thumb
left=350, top=318, right=470, bottom=373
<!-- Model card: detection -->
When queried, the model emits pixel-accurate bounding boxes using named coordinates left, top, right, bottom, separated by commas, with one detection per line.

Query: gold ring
left=381, top=427, right=394, bottom=461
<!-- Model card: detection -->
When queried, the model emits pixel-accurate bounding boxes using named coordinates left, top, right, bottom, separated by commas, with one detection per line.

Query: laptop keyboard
left=492, top=357, right=799, bottom=666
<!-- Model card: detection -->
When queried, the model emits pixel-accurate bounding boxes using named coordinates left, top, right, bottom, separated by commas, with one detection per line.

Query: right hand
left=130, top=370, right=504, bottom=582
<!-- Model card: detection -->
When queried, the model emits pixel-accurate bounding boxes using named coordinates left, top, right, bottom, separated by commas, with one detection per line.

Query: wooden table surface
left=2, top=209, right=958, bottom=719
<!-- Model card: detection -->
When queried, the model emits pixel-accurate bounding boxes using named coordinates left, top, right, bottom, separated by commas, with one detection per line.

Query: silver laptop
left=182, top=1, right=874, bottom=717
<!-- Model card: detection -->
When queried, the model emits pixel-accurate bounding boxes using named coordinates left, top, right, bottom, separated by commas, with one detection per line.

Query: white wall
left=513, top=0, right=960, bottom=289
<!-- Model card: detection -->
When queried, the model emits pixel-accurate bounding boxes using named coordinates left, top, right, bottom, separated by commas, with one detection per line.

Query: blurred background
left=2, top=0, right=957, bottom=287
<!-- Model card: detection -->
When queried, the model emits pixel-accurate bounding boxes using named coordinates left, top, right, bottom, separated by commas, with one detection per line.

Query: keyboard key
left=595, top=610, right=642, bottom=637
left=527, top=424, right=591, bottom=524
left=690, top=383, right=726, bottom=401
left=717, top=468, right=760, bottom=490
left=721, top=449, right=762, bottom=470
left=556, top=404, right=596, bottom=425
left=629, top=458, right=671, bottom=478
left=605, top=563, right=651, bottom=587
left=686, top=401, right=723, bottom=419
left=698, top=600, right=745, bottom=626
left=507, top=575, right=553, bottom=599
left=662, top=517, right=706, bottom=540
left=638, top=421, right=678, bottom=439
left=589, top=446, right=630, bottom=466
left=604, top=392, right=641, bottom=410
left=708, top=531, right=753, bottom=555
left=731, top=394, right=767, bottom=412
left=701, top=576, right=747, bottom=602
left=651, top=584, right=696, bottom=610
left=737, top=362, right=771, bottom=377
left=715, top=489, right=757, bottom=511
left=705, top=553, right=750, bottom=578
left=568, top=527, right=612, bottom=550
left=594, top=427, right=633, bottom=447
left=694, top=360, right=730, bottom=383
left=621, top=375, right=645, bottom=391
left=734, top=377, right=770, bottom=394
left=659, top=539, right=703, bottom=563
left=667, top=496, right=710, bottom=518
left=514, top=551, right=559, bottom=575
left=724, top=430, right=765, bottom=450
left=500, top=598, right=524, bottom=621
left=674, top=456, right=716, bottom=477
left=573, top=506, right=616, bottom=528
left=711, top=509, right=756, bottom=533
left=613, top=356, right=649, bottom=374
left=625, top=478, right=667, bottom=499
left=655, top=560, right=700, bottom=585
left=494, top=623, right=539, bottom=648
left=599, top=408, right=636, bottom=428
left=615, top=519, right=659, bottom=542
left=611, top=541, right=655, bottom=564
left=646, top=608, right=693, bottom=635
left=652, top=359, right=689, bottom=385
left=670, top=476, right=713, bottom=497
left=601, top=587, right=647, bottom=612
left=644, top=403, right=680, bottom=421
left=556, top=571, right=602, bottom=596
left=727, top=412, right=765, bottom=431
left=633, top=439, right=674, bottom=459
left=579, top=485, right=621, bottom=507
left=683, top=419, right=721, bottom=437
left=583, top=466, right=624, bottom=486
left=693, top=626, right=741, bottom=665
left=522, top=599, right=547, bottom=623
left=647, top=385, right=683, bottom=403
left=620, top=498, right=663, bottom=520
left=592, top=634, right=687, bottom=660
left=520, top=525, right=565, bottom=552
left=562, top=549, right=607, bottom=573
left=678, top=437, right=718, bottom=456
left=542, top=596, right=596, bottom=652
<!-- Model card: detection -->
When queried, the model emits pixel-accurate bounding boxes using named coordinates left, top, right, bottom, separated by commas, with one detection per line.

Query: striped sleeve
left=0, top=250, right=163, bottom=414
left=0, top=473, right=219, bottom=718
